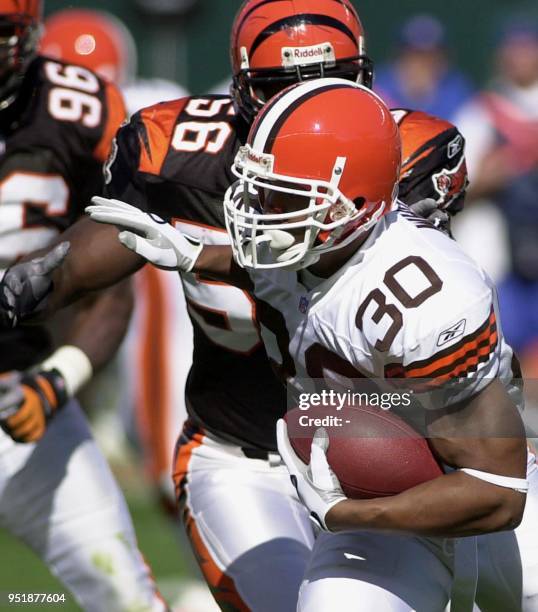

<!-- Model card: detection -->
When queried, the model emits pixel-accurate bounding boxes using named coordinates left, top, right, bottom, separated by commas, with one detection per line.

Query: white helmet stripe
left=251, top=78, right=359, bottom=153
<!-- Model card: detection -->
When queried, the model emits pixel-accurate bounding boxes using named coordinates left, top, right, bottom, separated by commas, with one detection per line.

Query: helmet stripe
left=264, top=83, right=352, bottom=153
left=250, top=78, right=357, bottom=153
left=235, top=0, right=287, bottom=40
left=250, top=14, right=358, bottom=57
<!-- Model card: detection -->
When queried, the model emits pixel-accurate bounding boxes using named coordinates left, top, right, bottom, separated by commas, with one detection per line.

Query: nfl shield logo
left=299, top=296, right=309, bottom=313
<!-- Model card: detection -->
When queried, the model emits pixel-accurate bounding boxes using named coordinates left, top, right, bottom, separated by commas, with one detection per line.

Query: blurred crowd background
left=3, top=1, right=536, bottom=609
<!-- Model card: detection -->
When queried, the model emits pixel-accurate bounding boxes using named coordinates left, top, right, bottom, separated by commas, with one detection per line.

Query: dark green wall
left=44, top=0, right=538, bottom=93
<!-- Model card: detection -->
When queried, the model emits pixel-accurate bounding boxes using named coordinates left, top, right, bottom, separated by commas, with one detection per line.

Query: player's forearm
left=193, top=245, right=252, bottom=290
left=326, top=471, right=526, bottom=537
left=46, top=219, right=144, bottom=312
left=62, top=278, right=134, bottom=371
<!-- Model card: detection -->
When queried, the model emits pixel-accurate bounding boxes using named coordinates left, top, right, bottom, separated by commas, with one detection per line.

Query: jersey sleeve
left=383, top=287, right=500, bottom=409
left=93, top=81, right=127, bottom=163
left=103, top=113, right=148, bottom=211
left=103, top=99, right=189, bottom=219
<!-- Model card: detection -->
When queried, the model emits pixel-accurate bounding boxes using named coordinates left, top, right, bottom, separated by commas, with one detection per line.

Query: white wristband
left=460, top=468, right=529, bottom=493
left=41, top=345, right=93, bottom=397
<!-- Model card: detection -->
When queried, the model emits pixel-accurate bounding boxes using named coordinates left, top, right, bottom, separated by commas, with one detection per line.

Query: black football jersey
left=105, top=95, right=286, bottom=450
left=0, top=55, right=126, bottom=372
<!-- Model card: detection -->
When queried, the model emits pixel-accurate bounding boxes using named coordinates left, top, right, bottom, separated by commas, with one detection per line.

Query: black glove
left=0, top=242, right=70, bottom=328
left=409, top=199, right=451, bottom=236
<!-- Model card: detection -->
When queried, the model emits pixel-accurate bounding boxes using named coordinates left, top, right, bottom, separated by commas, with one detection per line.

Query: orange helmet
left=0, top=0, right=42, bottom=108
left=224, top=79, right=400, bottom=270
left=230, top=0, right=373, bottom=123
left=40, top=9, right=137, bottom=85
left=394, top=109, right=469, bottom=215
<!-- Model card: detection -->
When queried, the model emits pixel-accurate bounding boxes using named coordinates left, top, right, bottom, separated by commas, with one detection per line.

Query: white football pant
left=173, top=422, right=315, bottom=611
left=298, top=455, right=538, bottom=612
left=0, top=400, right=167, bottom=612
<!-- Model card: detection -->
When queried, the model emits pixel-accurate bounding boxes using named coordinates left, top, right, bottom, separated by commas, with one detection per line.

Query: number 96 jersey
left=250, top=204, right=520, bottom=411
left=0, top=55, right=125, bottom=372
left=105, top=95, right=286, bottom=450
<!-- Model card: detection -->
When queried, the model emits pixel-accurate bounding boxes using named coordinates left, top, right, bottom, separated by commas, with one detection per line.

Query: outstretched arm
left=46, top=216, right=144, bottom=311
left=0, top=216, right=144, bottom=327
left=87, top=196, right=252, bottom=289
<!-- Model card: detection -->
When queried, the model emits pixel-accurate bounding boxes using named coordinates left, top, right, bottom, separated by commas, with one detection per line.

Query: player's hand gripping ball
left=283, top=403, right=443, bottom=500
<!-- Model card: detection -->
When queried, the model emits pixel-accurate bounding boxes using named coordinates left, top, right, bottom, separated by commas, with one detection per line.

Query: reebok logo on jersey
left=299, top=296, right=309, bottom=314
left=437, top=319, right=466, bottom=347
left=447, top=134, right=464, bottom=159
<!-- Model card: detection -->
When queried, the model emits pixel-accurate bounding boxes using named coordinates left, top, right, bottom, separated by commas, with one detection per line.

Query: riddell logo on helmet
left=295, top=47, right=323, bottom=59
left=281, top=43, right=335, bottom=68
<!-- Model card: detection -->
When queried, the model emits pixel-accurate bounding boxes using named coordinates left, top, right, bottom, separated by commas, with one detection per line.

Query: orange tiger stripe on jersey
left=400, top=146, right=434, bottom=176
left=94, top=82, right=126, bottom=162
left=399, top=110, right=455, bottom=170
left=138, top=99, right=188, bottom=176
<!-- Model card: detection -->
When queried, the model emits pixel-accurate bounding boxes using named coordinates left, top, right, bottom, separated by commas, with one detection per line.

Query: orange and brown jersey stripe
left=386, top=308, right=498, bottom=386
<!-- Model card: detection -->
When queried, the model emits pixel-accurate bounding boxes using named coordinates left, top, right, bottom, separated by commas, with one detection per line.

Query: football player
left=40, top=7, right=189, bottom=115
left=41, top=6, right=193, bottom=519
left=96, top=81, right=536, bottom=611
left=0, top=2, right=491, bottom=610
left=0, top=1, right=166, bottom=609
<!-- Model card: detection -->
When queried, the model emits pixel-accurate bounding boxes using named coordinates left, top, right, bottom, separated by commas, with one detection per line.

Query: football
left=286, top=404, right=443, bottom=499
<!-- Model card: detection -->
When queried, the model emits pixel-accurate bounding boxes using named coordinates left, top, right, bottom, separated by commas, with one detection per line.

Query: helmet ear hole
left=353, top=197, right=366, bottom=211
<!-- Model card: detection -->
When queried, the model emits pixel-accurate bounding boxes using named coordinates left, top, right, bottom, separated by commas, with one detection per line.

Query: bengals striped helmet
left=41, top=9, right=137, bottom=86
left=0, top=0, right=42, bottom=109
left=394, top=109, right=469, bottom=215
left=230, top=0, right=373, bottom=123
left=224, top=79, right=400, bottom=270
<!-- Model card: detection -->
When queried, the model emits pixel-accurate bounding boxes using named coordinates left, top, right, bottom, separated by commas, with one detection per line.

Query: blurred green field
left=0, top=480, right=194, bottom=611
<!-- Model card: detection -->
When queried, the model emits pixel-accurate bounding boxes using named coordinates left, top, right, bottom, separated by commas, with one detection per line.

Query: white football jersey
left=249, top=204, right=519, bottom=411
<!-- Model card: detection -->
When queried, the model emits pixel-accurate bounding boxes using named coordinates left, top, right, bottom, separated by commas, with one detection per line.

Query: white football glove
left=276, top=419, right=347, bottom=531
left=86, top=197, right=204, bottom=273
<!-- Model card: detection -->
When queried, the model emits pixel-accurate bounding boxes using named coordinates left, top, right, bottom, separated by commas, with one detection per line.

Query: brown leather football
left=286, top=404, right=443, bottom=499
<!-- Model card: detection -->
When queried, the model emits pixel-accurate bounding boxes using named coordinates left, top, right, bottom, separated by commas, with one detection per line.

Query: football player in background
left=0, top=1, right=166, bottom=609
left=0, top=2, right=487, bottom=610
left=229, top=79, right=530, bottom=612
left=41, top=6, right=193, bottom=519
left=40, top=8, right=189, bottom=115
left=104, top=80, right=536, bottom=611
